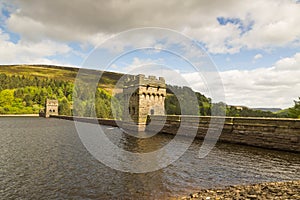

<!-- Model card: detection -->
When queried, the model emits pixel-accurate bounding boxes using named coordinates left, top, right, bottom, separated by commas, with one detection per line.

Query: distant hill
left=0, top=65, right=79, bottom=81
left=252, top=108, right=282, bottom=113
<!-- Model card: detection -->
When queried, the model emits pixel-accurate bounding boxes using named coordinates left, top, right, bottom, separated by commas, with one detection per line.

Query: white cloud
left=239, top=1, right=300, bottom=49
left=110, top=57, right=165, bottom=74
left=218, top=53, right=300, bottom=108
left=0, top=28, right=74, bottom=65
left=165, top=52, right=300, bottom=108
left=5, top=0, right=300, bottom=54
left=274, top=53, right=300, bottom=71
left=254, top=54, right=263, bottom=60
left=109, top=57, right=194, bottom=89
left=182, top=23, right=243, bottom=54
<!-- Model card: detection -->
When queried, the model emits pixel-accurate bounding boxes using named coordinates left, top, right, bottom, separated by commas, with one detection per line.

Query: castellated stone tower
left=45, top=99, right=58, bottom=118
left=123, top=74, right=166, bottom=131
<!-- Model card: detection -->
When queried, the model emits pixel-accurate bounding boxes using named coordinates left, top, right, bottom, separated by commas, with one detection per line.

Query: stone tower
left=45, top=99, right=58, bottom=117
left=123, top=74, right=166, bottom=131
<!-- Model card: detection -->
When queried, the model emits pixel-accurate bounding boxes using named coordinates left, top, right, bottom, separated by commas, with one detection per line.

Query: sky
left=0, top=0, right=300, bottom=108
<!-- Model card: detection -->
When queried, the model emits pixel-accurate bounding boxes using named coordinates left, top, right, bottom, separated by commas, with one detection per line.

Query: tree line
left=164, top=85, right=300, bottom=118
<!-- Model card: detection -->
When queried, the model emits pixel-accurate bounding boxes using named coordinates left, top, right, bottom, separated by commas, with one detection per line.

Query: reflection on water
left=1, top=117, right=300, bottom=199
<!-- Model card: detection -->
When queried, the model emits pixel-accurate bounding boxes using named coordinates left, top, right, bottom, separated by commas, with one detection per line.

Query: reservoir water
left=1, top=117, right=300, bottom=199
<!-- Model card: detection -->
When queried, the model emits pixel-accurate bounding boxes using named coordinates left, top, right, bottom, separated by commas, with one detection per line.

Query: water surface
left=1, top=117, right=299, bottom=199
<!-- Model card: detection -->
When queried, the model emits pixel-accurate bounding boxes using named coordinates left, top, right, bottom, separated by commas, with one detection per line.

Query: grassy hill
left=0, top=65, right=79, bottom=81
left=0, top=64, right=123, bottom=91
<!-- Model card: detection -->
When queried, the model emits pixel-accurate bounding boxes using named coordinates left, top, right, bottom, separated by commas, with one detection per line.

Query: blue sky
left=0, top=0, right=300, bottom=108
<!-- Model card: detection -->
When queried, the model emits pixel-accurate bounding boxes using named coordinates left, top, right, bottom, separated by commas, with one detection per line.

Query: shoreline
left=180, top=180, right=300, bottom=200
left=0, top=114, right=39, bottom=117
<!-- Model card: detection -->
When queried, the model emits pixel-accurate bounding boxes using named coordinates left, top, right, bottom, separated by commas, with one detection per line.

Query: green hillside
left=0, top=65, right=124, bottom=116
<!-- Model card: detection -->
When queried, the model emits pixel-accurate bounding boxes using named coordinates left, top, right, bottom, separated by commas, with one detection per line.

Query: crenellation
left=123, top=74, right=166, bottom=89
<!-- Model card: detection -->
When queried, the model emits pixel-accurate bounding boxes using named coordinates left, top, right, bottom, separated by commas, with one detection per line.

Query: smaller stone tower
left=123, top=74, right=166, bottom=131
left=45, top=99, right=58, bottom=117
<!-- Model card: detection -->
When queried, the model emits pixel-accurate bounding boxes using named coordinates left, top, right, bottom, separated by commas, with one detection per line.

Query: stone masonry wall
left=147, top=115, right=300, bottom=152
left=123, top=74, right=166, bottom=126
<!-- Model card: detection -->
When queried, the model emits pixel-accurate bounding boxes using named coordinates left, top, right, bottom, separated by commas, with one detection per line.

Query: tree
left=212, top=102, right=226, bottom=116
left=59, top=97, right=71, bottom=116
left=165, top=95, right=181, bottom=115
left=0, top=89, right=14, bottom=106
left=288, top=97, right=300, bottom=118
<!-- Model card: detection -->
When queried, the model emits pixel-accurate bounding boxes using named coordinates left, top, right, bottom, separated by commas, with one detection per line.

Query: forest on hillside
left=0, top=73, right=116, bottom=118
left=0, top=70, right=299, bottom=118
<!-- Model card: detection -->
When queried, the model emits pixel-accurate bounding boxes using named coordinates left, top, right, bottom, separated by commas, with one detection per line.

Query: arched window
left=156, top=94, right=160, bottom=101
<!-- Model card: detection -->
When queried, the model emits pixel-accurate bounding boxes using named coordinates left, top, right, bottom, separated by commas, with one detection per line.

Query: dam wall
left=50, top=115, right=300, bottom=152
left=146, top=115, right=300, bottom=152
left=50, top=115, right=120, bottom=127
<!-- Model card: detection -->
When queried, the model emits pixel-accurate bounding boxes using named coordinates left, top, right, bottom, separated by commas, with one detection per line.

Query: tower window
left=150, top=109, right=154, bottom=115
